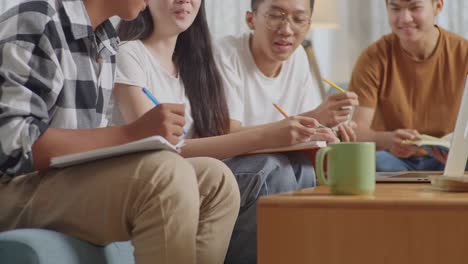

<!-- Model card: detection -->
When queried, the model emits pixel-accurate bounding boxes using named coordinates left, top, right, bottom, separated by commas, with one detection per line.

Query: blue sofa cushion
left=0, top=229, right=134, bottom=264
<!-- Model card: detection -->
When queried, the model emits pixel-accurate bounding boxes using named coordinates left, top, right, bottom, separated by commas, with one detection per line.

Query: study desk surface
left=258, top=183, right=468, bottom=208
left=258, top=183, right=468, bottom=264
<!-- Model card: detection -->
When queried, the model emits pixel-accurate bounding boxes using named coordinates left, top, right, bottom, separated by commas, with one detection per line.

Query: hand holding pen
left=142, top=87, right=187, bottom=136
left=127, top=87, right=185, bottom=145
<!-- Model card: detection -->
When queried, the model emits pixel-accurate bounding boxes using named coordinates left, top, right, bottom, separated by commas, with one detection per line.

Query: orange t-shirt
left=349, top=27, right=468, bottom=137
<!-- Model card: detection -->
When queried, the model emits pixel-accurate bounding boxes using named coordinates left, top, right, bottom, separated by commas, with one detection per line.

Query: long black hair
left=117, top=2, right=230, bottom=137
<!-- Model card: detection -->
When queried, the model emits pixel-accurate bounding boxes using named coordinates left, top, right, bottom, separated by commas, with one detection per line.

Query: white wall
left=204, top=0, right=250, bottom=39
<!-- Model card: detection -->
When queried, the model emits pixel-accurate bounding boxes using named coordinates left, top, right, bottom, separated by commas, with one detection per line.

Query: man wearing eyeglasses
left=216, top=0, right=359, bottom=132
left=214, top=0, right=359, bottom=264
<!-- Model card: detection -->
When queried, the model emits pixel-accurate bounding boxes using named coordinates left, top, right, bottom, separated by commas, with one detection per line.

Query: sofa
left=0, top=229, right=134, bottom=264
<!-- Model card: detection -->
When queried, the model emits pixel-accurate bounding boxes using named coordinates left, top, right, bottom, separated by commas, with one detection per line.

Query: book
left=50, top=136, right=184, bottom=168
left=248, top=141, right=327, bottom=155
left=402, top=134, right=452, bottom=149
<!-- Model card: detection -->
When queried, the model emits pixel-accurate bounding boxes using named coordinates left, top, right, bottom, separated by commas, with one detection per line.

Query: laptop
left=376, top=75, right=468, bottom=183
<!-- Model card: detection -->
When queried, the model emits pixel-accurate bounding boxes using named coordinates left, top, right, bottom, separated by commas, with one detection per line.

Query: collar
left=60, top=0, right=119, bottom=56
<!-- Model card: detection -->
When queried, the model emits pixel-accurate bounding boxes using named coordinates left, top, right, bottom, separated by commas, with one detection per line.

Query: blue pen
left=142, top=87, right=160, bottom=105
left=142, top=87, right=186, bottom=135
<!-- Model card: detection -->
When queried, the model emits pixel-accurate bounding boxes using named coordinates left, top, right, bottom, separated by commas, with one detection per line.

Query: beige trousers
left=0, top=151, right=240, bottom=264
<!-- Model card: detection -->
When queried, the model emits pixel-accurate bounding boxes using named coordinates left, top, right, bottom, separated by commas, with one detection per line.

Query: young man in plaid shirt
left=0, top=1, right=239, bottom=263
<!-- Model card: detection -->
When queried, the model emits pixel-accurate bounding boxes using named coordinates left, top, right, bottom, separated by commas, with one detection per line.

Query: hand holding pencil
left=323, top=78, right=346, bottom=93
left=271, top=103, right=339, bottom=144
left=308, top=78, right=359, bottom=127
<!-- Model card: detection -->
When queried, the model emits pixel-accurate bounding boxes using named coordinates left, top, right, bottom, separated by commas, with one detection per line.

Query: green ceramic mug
left=315, top=142, right=376, bottom=195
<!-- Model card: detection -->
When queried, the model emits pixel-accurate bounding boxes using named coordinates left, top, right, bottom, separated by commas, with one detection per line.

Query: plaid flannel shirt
left=0, top=0, right=119, bottom=177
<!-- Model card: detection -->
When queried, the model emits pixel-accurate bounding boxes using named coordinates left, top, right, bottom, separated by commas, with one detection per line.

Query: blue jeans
left=376, top=150, right=447, bottom=171
left=223, top=152, right=315, bottom=264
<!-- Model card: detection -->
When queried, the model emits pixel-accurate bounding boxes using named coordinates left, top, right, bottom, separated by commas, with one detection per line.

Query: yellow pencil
left=273, top=103, right=289, bottom=118
left=273, top=103, right=330, bottom=130
left=322, top=78, right=346, bottom=93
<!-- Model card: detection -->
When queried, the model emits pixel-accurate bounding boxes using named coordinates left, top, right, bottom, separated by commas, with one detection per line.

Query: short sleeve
left=214, top=47, right=245, bottom=123
left=348, top=43, right=385, bottom=109
left=115, top=42, right=147, bottom=88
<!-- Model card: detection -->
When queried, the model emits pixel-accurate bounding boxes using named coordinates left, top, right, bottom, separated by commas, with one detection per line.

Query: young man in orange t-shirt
left=349, top=0, right=468, bottom=171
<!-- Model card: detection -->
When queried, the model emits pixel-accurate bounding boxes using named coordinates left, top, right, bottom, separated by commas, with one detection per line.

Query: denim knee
left=283, top=152, right=316, bottom=188
left=376, top=151, right=410, bottom=172
left=224, top=154, right=297, bottom=207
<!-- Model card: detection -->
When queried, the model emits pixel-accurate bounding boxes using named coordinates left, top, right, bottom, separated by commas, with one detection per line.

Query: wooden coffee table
left=258, top=184, right=468, bottom=264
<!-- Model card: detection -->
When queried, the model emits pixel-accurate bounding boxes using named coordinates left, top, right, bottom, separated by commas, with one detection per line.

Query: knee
left=376, top=151, right=404, bottom=172
left=226, top=154, right=296, bottom=199
left=257, top=154, right=297, bottom=192
left=191, top=157, right=240, bottom=209
left=133, top=151, right=200, bottom=206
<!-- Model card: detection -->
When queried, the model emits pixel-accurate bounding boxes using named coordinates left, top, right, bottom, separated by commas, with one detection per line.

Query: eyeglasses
left=261, top=11, right=312, bottom=33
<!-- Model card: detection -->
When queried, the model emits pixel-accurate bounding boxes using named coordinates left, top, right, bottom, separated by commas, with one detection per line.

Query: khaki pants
left=0, top=151, right=240, bottom=264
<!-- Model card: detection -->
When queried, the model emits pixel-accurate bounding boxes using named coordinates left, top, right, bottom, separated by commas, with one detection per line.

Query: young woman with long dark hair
left=111, top=0, right=338, bottom=263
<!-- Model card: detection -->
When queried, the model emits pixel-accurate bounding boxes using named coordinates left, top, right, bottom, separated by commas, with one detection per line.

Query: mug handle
left=316, top=147, right=331, bottom=185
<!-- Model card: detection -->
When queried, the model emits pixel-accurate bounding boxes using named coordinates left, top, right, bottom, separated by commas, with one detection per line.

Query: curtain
left=1, top=0, right=466, bottom=84
left=205, top=0, right=250, bottom=40
left=316, top=0, right=468, bottom=83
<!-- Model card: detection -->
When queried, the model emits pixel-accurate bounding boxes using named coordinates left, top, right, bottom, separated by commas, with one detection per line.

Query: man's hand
left=429, top=146, right=448, bottom=164
left=311, top=92, right=359, bottom=127
left=261, top=116, right=338, bottom=149
left=388, top=129, right=421, bottom=158
left=336, top=121, right=358, bottom=142
left=128, top=103, right=186, bottom=145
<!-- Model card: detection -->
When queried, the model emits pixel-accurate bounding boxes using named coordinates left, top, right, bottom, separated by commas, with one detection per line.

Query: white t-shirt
left=111, top=40, right=194, bottom=138
left=214, top=33, right=321, bottom=126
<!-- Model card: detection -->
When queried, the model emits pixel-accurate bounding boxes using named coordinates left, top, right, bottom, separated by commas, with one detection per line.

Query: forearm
left=299, top=110, right=322, bottom=124
left=181, top=129, right=267, bottom=160
left=355, top=127, right=392, bottom=150
left=229, top=123, right=269, bottom=133
left=32, top=126, right=135, bottom=170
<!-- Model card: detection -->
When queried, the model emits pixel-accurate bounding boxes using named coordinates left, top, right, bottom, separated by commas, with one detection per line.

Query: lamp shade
left=310, top=0, right=338, bottom=29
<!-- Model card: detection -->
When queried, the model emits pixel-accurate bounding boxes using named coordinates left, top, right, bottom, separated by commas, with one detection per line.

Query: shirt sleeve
left=348, top=44, right=383, bottom=109
left=0, top=8, right=62, bottom=176
left=115, top=43, right=147, bottom=88
left=214, top=48, right=245, bottom=123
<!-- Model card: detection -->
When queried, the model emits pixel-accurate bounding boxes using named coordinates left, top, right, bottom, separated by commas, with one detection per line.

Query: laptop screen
left=444, top=75, right=468, bottom=177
